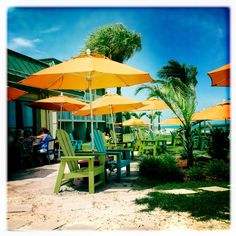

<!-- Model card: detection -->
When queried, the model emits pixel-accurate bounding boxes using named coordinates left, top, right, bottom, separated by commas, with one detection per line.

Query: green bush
left=206, top=160, right=230, bottom=180
left=207, top=128, right=230, bottom=161
left=139, top=154, right=184, bottom=182
left=188, top=166, right=205, bottom=181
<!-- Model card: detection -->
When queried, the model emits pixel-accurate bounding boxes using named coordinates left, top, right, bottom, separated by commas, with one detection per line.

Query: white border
left=1, top=1, right=235, bottom=235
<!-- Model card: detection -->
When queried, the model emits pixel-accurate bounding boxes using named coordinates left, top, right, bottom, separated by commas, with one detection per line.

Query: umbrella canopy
left=29, top=94, right=87, bottom=112
left=19, top=52, right=154, bottom=150
left=19, top=53, right=154, bottom=90
left=191, top=101, right=230, bottom=121
left=134, top=97, right=169, bottom=111
left=29, top=93, right=87, bottom=129
left=123, top=118, right=150, bottom=127
left=8, top=86, right=28, bottom=101
left=74, top=93, right=144, bottom=116
left=207, top=64, right=230, bottom=87
left=159, top=117, right=183, bottom=125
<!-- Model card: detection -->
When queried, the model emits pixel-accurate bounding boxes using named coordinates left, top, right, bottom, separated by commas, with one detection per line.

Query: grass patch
left=135, top=181, right=230, bottom=221
left=154, top=180, right=229, bottom=190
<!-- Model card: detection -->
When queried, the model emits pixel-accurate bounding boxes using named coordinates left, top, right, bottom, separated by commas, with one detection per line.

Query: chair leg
left=54, top=161, right=66, bottom=193
left=88, top=158, right=95, bottom=193
left=88, top=171, right=95, bottom=194
left=126, top=164, right=130, bottom=176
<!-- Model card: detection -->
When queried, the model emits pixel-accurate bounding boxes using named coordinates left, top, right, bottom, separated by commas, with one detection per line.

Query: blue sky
left=7, top=7, right=230, bottom=121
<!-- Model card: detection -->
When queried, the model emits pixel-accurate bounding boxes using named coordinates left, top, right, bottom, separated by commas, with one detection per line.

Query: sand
left=6, top=161, right=230, bottom=231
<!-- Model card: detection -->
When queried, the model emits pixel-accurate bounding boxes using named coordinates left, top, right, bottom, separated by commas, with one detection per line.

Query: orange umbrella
left=191, top=101, right=230, bottom=121
left=159, top=116, right=183, bottom=125
left=7, top=86, right=27, bottom=101
left=74, top=93, right=144, bottom=116
left=29, top=93, right=87, bottom=129
left=207, top=64, right=230, bottom=87
left=19, top=53, right=153, bottom=90
left=74, top=93, right=145, bottom=144
left=135, top=97, right=169, bottom=111
left=19, top=51, right=154, bottom=149
left=133, top=97, right=170, bottom=129
left=123, top=118, right=150, bottom=127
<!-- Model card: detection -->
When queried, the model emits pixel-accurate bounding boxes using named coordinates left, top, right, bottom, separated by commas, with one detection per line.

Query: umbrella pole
left=87, top=74, right=94, bottom=151
left=110, top=105, right=117, bottom=147
left=60, top=103, right=62, bottom=130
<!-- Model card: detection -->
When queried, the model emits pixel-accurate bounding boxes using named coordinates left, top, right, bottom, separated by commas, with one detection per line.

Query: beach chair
left=94, top=129, right=131, bottom=182
left=122, top=133, right=135, bottom=158
left=69, top=133, right=83, bottom=151
left=54, top=129, right=105, bottom=194
left=138, top=130, right=158, bottom=157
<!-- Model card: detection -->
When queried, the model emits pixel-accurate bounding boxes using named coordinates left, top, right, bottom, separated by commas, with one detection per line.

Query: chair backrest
left=56, top=129, right=79, bottom=172
left=122, top=133, right=134, bottom=142
left=69, top=133, right=75, bottom=141
left=99, top=130, right=108, bottom=144
left=93, top=129, right=107, bottom=152
left=47, top=139, right=56, bottom=160
left=56, top=129, right=75, bottom=156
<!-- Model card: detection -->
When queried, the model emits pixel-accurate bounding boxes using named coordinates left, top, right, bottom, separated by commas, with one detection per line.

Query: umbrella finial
left=86, top=49, right=91, bottom=55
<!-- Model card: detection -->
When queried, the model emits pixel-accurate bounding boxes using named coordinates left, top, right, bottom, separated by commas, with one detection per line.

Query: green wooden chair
left=138, top=129, right=158, bottom=157
left=54, top=129, right=105, bottom=194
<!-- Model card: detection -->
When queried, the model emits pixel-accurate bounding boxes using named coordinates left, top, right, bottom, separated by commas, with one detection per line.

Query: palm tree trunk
left=158, top=115, right=161, bottom=131
left=184, top=126, right=194, bottom=167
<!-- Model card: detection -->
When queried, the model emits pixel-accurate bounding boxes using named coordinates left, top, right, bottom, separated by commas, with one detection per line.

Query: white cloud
left=8, top=37, right=42, bottom=50
left=40, top=26, right=61, bottom=34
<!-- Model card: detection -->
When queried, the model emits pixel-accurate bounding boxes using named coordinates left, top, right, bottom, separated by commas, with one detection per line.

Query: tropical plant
left=139, top=154, right=184, bottom=182
left=122, top=112, right=131, bottom=121
left=136, top=60, right=198, bottom=167
left=146, top=111, right=162, bottom=130
left=84, top=23, right=142, bottom=123
left=130, top=112, right=146, bottom=119
left=206, top=127, right=230, bottom=161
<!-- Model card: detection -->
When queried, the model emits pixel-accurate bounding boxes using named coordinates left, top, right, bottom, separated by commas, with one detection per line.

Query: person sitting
left=36, top=127, right=52, bottom=153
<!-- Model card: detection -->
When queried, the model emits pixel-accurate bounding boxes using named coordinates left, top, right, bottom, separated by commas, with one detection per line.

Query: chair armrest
left=60, top=156, right=95, bottom=161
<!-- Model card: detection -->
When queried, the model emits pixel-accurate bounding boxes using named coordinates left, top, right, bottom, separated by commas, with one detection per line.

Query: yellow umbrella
left=7, top=86, right=28, bottom=101
left=135, top=97, right=169, bottom=111
left=29, top=93, right=87, bottom=129
left=191, top=101, right=230, bottom=121
left=74, top=93, right=145, bottom=144
left=133, top=97, right=170, bottom=129
left=207, top=64, right=230, bottom=87
left=123, top=118, right=150, bottom=127
left=74, top=93, right=144, bottom=116
left=19, top=51, right=154, bottom=149
left=19, top=53, right=153, bottom=90
left=159, top=117, right=183, bottom=125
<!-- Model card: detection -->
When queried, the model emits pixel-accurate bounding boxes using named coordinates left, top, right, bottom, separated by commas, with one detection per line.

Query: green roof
left=8, top=49, right=49, bottom=82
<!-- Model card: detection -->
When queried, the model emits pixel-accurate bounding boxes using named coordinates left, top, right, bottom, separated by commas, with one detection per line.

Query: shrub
left=206, top=128, right=230, bottom=161
left=205, top=160, right=230, bottom=180
left=139, top=153, right=184, bottom=182
left=188, top=166, right=205, bottom=181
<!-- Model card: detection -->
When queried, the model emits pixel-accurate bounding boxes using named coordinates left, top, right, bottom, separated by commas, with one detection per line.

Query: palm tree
left=146, top=111, right=162, bottom=130
left=84, top=23, right=142, bottom=123
left=136, top=60, right=198, bottom=167
left=130, top=112, right=146, bottom=119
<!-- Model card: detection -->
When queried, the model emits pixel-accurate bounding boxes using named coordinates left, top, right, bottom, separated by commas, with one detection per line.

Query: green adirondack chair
left=54, top=129, right=105, bottom=194
left=138, top=129, right=158, bottom=157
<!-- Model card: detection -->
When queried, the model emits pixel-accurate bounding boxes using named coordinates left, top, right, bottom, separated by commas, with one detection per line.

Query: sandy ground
left=7, top=160, right=230, bottom=231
